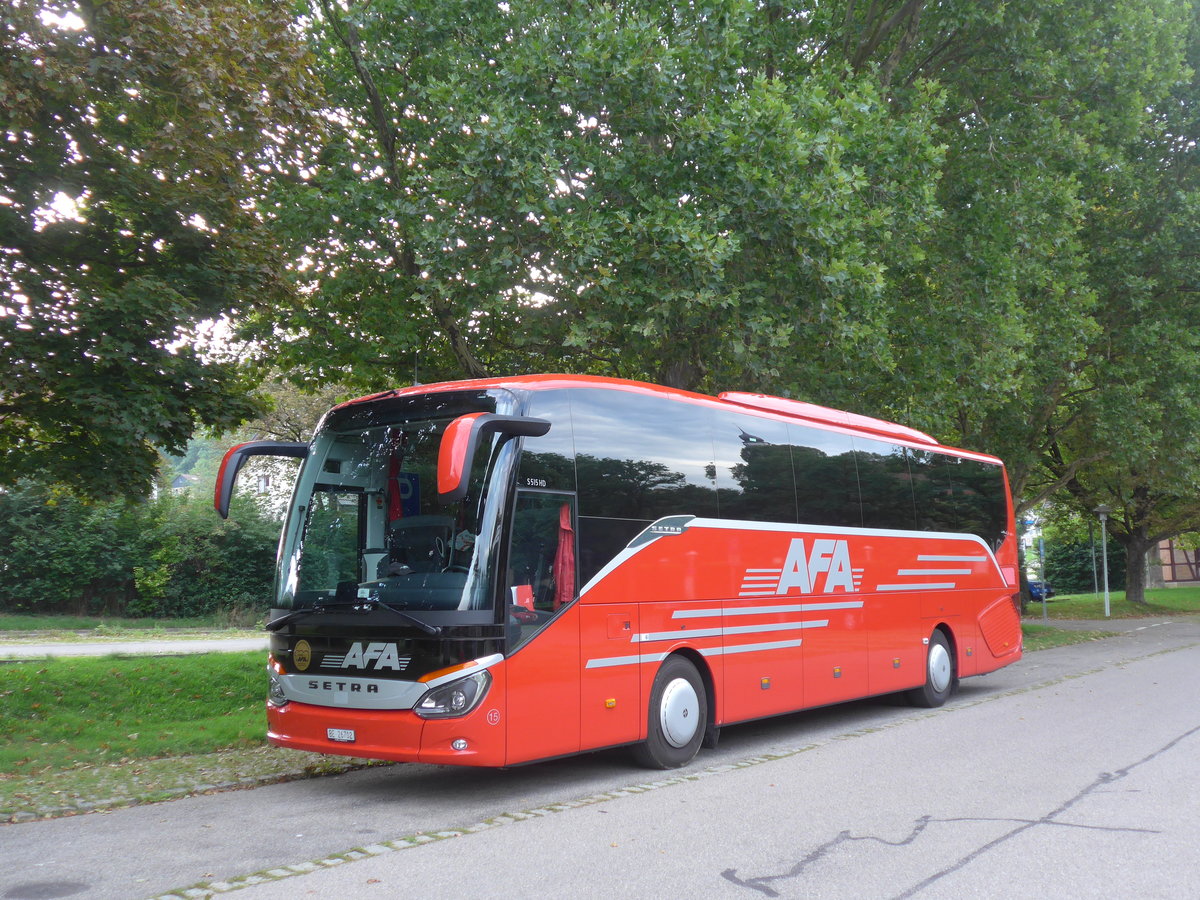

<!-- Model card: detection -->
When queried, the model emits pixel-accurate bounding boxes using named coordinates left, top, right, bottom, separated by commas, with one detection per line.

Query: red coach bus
left=216, top=375, right=1021, bottom=769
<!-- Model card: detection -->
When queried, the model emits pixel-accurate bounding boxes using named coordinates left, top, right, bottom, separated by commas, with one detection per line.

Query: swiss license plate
left=326, top=728, right=356, bottom=743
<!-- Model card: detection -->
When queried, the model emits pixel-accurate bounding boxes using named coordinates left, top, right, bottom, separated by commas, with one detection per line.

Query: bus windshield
left=274, top=390, right=515, bottom=617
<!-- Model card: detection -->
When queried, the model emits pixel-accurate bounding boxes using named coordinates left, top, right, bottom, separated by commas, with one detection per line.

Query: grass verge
left=0, top=651, right=376, bottom=822
left=0, top=652, right=270, bottom=773
left=1028, top=585, right=1200, bottom=619
left=1021, top=623, right=1116, bottom=652
left=0, top=612, right=261, bottom=643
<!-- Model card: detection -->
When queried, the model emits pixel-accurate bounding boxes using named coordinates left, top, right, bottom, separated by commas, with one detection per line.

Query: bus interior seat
left=386, top=514, right=454, bottom=572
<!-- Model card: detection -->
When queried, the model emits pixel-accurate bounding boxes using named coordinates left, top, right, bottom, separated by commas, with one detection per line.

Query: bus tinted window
left=949, top=457, right=1009, bottom=548
left=908, top=449, right=960, bottom=533
left=711, top=412, right=795, bottom=523
left=853, top=437, right=917, bottom=531
left=519, top=390, right=577, bottom=492
left=789, top=424, right=861, bottom=528
left=571, top=389, right=718, bottom=521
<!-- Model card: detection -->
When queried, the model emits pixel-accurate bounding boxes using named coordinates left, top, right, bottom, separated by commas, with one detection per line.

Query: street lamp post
left=1095, top=504, right=1112, bottom=618
left=1088, top=519, right=1098, bottom=595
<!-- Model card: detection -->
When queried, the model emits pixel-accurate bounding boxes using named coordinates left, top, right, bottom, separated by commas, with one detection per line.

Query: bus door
left=502, top=491, right=581, bottom=764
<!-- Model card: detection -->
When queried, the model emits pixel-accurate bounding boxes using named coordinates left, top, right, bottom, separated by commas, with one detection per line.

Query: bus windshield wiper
left=266, top=598, right=441, bottom=635
left=371, top=600, right=442, bottom=635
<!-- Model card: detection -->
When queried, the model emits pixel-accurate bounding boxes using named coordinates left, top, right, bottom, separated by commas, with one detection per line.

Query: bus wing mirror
left=438, top=414, right=550, bottom=504
left=214, top=440, right=309, bottom=519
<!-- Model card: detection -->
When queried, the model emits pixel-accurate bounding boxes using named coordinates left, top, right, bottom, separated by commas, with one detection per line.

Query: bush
left=1042, top=530, right=1127, bottom=594
left=0, top=481, right=280, bottom=618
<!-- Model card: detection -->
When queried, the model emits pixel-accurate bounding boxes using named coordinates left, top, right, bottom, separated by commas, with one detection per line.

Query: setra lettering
left=307, top=680, right=381, bottom=693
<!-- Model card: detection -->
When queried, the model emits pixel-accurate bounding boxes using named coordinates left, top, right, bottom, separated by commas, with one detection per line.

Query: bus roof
left=333, top=374, right=997, bottom=464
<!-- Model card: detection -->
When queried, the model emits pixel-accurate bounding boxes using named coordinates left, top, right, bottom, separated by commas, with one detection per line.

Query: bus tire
left=632, top=655, right=707, bottom=769
left=907, top=629, right=956, bottom=708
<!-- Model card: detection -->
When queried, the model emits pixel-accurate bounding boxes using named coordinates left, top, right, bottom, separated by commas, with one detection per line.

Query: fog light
left=451, top=739, right=468, bottom=751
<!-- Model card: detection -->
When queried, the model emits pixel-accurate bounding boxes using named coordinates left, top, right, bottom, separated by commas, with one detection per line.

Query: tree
left=1040, top=513, right=1127, bottom=595
left=817, top=1, right=1196, bottom=509
left=249, top=0, right=945, bottom=397
left=1028, top=2, right=1200, bottom=603
left=0, top=1, right=318, bottom=498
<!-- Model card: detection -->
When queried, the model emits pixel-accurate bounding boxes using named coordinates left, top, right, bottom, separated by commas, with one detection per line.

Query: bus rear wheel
left=633, top=656, right=707, bottom=769
left=907, top=629, right=956, bottom=708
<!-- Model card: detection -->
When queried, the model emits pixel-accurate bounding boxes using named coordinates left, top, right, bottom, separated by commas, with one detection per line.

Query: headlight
left=415, top=669, right=492, bottom=719
left=268, top=670, right=289, bottom=707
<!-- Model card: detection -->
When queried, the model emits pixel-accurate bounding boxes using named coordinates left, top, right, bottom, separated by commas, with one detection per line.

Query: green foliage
left=0, top=1, right=318, bottom=498
left=1042, top=529, right=1127, bottom=595
left=252, top=0, right=945, bottom=395
left=0, top=482, right=280, bottom=618
left=0, top=652, right=266, bottom=774
left=6, top=0, right=1200, bottom=593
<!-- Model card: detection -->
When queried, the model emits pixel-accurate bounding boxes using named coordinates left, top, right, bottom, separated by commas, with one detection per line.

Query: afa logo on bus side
left=776, top=538, right=857, bottom=594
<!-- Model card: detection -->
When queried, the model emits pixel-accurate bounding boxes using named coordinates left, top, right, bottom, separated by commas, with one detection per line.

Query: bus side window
left=507, top=491, right=577, bottom=650
left=789, top=423, right=861, bottom=529
left=853, top=436, right=918, bottom=532
left=710, top=411, right=796, bottom=524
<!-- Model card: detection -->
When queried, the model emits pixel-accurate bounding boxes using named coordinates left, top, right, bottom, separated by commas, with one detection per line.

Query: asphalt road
left=2, top=618, right=1197, bottom=900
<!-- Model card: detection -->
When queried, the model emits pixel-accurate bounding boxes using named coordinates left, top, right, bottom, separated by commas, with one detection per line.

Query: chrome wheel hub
left=659, top=677, right=700, bottom=748
left=929, top=642, right=952, bottom=693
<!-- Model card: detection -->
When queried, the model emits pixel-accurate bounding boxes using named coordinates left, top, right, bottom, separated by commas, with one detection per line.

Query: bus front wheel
left=633, top=655, right=707, bottom=769
left=907, top=629, right=956, bottom=708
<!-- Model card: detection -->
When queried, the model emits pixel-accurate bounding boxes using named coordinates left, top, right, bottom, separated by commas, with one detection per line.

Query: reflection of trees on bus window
left=909, top=449, right=960, bottom=533
left=507, top=491, right=577, bottom=650
left=711, top=411, right=794, bottom=523
left=790, top=425, right=860, bottom=528
left=297, top=489, right=361, bottom=592
left=571, top=389, right=718, bottom=521
left=576, top=455, right=690, bottom=518
left=853, top=437, right=917, bottom=531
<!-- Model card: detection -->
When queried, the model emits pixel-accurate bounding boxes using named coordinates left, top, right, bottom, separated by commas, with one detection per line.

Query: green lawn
left=1021, top=623, right=1116, bottom=651
left=0, top=651, right=266, bottom=775
left=1027, top=585, right=1200, bottom=619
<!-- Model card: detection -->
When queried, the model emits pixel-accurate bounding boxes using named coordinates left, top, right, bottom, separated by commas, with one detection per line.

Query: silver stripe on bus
left=898, top=568, right=972, bottom=576
left=673, top=601, right=864, bottom=619
left=874, top=582, right=955, bottom=591
left=688, top=519, right=1006, bottom=579
left=582, top=519, right=1005, bottom=598
left=584, top=640, right=805, bottom=669
left=584, top=651, right=671, bottom=669
left=699, top=639, right=805, bottom=657
left=633, top=619, right=828, bottom=643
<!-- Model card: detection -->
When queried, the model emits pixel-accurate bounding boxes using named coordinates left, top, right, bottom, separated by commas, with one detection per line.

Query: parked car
left=1028, top=580, right=1055, bottom=600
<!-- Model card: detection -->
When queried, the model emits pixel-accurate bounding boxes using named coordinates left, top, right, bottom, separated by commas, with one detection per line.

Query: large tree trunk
left=1120, top=527, right=1155, bottom=606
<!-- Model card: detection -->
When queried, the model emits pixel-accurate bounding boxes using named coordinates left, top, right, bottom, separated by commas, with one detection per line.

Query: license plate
left=327, top=728, right=356, bottom=743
